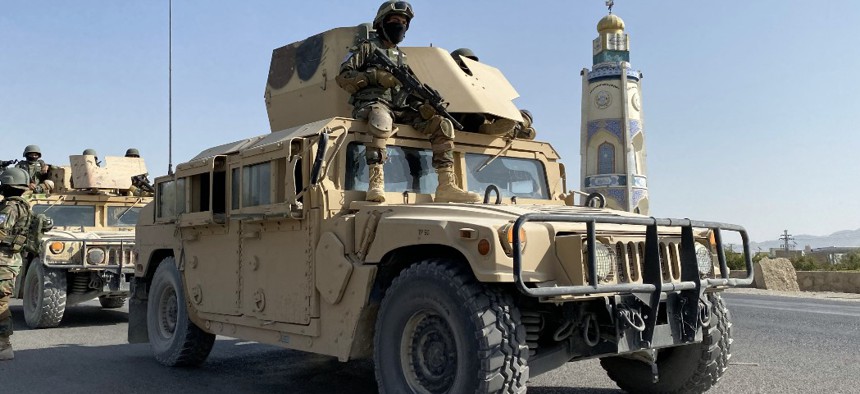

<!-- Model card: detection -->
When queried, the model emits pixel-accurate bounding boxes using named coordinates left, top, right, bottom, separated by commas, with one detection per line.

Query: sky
left=1, top=1, right=859, bottom=242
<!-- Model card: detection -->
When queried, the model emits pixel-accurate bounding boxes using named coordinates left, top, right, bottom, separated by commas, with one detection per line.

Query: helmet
left=0, top=167, right=31, bottom=189
left=125, top=148, right=140, bottom=158
left=82, top=149, right=98, bottom=156
left=23, top=144, right=42, bottom=158
left=451, top=48, right=479, bottom=62
left=373, top=1, right=414, bottom=27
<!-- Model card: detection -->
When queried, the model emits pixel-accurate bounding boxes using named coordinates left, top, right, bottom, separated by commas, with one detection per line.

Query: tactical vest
left=15, top=160, right=45, bottom=183
left=0, top=197, right=32, bottom=254
left=352, top=37, right=406, bottom=106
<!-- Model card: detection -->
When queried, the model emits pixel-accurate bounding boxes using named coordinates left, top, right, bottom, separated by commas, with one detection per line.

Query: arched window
left=598, top=142, right=615, bottom=174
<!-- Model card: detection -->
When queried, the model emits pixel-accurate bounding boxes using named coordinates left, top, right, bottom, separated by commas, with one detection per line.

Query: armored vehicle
left=129, top=26, right=753, bottom=393
left=12, top=153, right=152, bottom=328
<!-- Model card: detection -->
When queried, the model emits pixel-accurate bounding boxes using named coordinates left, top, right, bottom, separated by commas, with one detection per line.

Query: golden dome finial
left=597, top=14, right=625, bottom=34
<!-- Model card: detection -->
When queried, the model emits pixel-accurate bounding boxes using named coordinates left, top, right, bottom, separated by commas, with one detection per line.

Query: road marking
left=729, top=300, right=860, bottom=317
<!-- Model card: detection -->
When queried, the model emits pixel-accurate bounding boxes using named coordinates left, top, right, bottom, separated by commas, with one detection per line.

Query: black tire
left=146, top=257, right=215, bottom=367
left=99, top=296, right=126, bottom=309
left=23, top=262, right=67, bottom=328
left=600, top=293, right=733, bottom=394
left=374, top=260, right=529, bottom=394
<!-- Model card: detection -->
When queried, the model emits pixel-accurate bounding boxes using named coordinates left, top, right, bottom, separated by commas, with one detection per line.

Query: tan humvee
left=129, top=26, right=754, bottom=393
left=13, top=154, right=152, bottom=328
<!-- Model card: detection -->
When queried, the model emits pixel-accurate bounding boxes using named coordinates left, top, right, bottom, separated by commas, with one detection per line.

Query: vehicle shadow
left=0, top=337, right=623, bottom=393
left=8, top=302, right=128, bottom=330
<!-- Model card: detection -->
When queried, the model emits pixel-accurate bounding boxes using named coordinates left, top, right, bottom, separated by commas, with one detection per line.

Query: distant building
left=770, top=248, right=803, bottom=260
left=806, top=246, right=860, bottom=265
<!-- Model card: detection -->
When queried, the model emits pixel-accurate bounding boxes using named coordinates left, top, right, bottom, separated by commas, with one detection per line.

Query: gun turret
left=0, top=159, right=19, bottom=169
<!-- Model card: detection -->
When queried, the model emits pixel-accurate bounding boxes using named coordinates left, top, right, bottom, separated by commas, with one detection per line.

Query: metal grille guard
left=40, top=237, right=135, bottom=274
left=512, top=213, right=755, bottom=298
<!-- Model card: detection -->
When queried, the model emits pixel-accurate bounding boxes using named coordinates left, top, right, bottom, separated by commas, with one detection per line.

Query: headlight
left=498, top=223, right=527, bottom=256
left=695, top=243, right=713, bottom=275
left=584, top=242, right=616, bottom=283
left=86, top=247, right=106, bottom=265
left=49, top=241, right=65, bottom=254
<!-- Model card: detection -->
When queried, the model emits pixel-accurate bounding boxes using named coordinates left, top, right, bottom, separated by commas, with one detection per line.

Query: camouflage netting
left=753, top=258, right=800, bottom=291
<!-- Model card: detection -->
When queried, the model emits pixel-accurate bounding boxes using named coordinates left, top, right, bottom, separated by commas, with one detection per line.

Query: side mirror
left=309, top=131, right=329, bottom=185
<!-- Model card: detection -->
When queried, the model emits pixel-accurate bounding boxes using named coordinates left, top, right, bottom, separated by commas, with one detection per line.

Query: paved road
left=1, top=292, right=858, bottom=393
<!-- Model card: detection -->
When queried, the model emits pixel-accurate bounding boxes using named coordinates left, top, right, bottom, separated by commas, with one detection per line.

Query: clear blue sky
left=2, top=1, right=858, bottom=242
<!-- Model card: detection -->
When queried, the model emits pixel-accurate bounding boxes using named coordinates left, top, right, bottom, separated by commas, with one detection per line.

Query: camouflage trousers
left=354, top=102, right=455, bottom=169
left=0, top=264, right=20, bottom=337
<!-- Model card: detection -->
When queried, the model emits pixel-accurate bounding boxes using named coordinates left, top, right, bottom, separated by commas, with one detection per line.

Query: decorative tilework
left=585, top=175, right=627, bottom=187
left=631, top=188, right=648, bottom=209
left=586, top=119, right=644, bottom=143
left=587, top=64, right=640, bottom=82
left=606, top=189, right=627, bottom=208
left=632, top=175, right=647, bottom=188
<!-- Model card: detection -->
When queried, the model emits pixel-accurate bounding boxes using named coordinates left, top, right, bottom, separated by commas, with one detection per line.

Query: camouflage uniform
left=0, top=196, right=31, bottom=342
left=339, top=36, right=455, bottom=170
left=16, top=159, right=50, bottom=193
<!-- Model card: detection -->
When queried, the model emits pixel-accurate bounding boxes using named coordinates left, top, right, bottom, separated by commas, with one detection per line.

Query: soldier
left=336, top=1, right=481, bottom=203
left=0, top=168, right=34, bottom=360
left=15, top=145, right=53, bottom=194
left=82, top=148, right=101, bottom=167
left=125, top=148, right=140, bottom=158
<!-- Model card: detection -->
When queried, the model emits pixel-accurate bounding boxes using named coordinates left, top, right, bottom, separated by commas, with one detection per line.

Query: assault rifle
left=369, top=48, right=464, bottom=130
left=0, top=159, right=18, bottom=169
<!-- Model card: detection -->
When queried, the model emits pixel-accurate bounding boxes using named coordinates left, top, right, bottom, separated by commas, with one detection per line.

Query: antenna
left=168, top=0, right=174, bottom=175
left=606, top=0, right=614, bottom=14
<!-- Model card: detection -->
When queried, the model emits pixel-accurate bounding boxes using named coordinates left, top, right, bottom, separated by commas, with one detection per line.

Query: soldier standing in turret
left=15, top=145, right=53, bottom=194
left=336, top=1, right=481, bottom=203
left=0, top=168, right=35, bottom=360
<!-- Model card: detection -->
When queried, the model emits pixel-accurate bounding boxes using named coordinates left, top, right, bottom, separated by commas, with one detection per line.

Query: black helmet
left=82, top=149, right=98, bottom=156
left=125, top=148, right=140, bottom=158
left=373, top=1, right=414, bottom=27
left=23, top=144, right=42, bottom=158
left=0, top=167, right=30, bottom=189
left=451, top=48, right=479, bottom=62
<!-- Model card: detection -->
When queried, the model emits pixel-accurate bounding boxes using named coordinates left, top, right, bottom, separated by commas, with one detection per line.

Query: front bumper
left=512, top=213, right=754, bottom=345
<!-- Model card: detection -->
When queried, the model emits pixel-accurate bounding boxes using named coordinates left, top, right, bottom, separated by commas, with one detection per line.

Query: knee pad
left=368, top=104, right=395, bottom=139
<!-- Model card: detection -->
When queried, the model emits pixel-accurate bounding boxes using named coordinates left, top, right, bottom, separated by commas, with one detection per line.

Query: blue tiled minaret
left=580, top=12, right=649, bottom=214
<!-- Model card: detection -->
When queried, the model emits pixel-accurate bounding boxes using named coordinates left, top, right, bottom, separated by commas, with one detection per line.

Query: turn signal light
left=49, top=241, right=65, bottom=254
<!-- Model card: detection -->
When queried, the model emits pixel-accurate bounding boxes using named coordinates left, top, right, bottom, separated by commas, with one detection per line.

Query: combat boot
left=0, top=335, right=13, bottom=361
left=366, top=164, right=386, bottom=203
left=434, top=167, right=481, bottom=203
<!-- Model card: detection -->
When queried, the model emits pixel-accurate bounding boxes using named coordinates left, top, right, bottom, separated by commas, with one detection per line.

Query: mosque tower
left=579, top=9, right=649, bottom=214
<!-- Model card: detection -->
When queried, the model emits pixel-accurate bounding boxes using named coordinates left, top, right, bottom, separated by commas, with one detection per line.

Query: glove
left=418, top=102, right=437, bottom=120
left=372, top=69, right=401, bottom=89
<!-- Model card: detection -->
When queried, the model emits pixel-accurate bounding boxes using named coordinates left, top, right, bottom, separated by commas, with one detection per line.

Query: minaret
left=580, top=7, right=649, bottom=214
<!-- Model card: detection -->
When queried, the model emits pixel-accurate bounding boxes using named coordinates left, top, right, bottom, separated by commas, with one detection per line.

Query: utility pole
left=779, top=230, right=794, bottom=251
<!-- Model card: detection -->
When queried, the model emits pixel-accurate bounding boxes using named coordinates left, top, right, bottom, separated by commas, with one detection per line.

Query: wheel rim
left=25, top=269, right=41, bottom=312
left=156, top=285, right=179, bottom=340
left=400, top=311, right=457, bottom=394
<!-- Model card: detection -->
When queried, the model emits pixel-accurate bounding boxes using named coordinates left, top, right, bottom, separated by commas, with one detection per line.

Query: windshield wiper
left=115, top=198, right=143, bottom=224
left=476, top=138, right=514, bottom=173
left=40, top=195, right=68, bottom=214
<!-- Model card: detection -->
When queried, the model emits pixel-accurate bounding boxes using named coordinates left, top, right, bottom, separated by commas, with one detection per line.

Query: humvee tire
left=374, top=260, right=529, bottom=394
left=600, top=294, right=732, bottom=394
left=23, top=262, right=67, bottom=328
left=99, top=296, right=126, bottom=309
left=147, top=257, right=215, bottom=367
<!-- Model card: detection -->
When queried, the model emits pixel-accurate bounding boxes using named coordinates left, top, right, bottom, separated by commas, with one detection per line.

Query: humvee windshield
left=33, top=205, right=96, bottom=227
left=345, top=142, right=549, bottom=199
left=107, top=206, right=142, bottom=227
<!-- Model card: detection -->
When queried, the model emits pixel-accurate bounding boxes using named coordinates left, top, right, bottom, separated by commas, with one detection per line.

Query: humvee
left=129, top=26, right=754, bottom=393
left=13, top=154, right=152, bottom=328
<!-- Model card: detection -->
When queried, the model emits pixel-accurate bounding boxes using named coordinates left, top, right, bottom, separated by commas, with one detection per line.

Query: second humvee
left=129, top=26, right=753, bottom=393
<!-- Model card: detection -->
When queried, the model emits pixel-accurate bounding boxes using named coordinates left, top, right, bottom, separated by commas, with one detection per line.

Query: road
left=1, top=292, right=858, bottom=393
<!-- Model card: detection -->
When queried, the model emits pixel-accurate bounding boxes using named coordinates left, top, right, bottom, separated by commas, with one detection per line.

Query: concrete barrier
left=796, top=271, right=860, bottom=293
left=753, top=258, right=800, bottom=291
